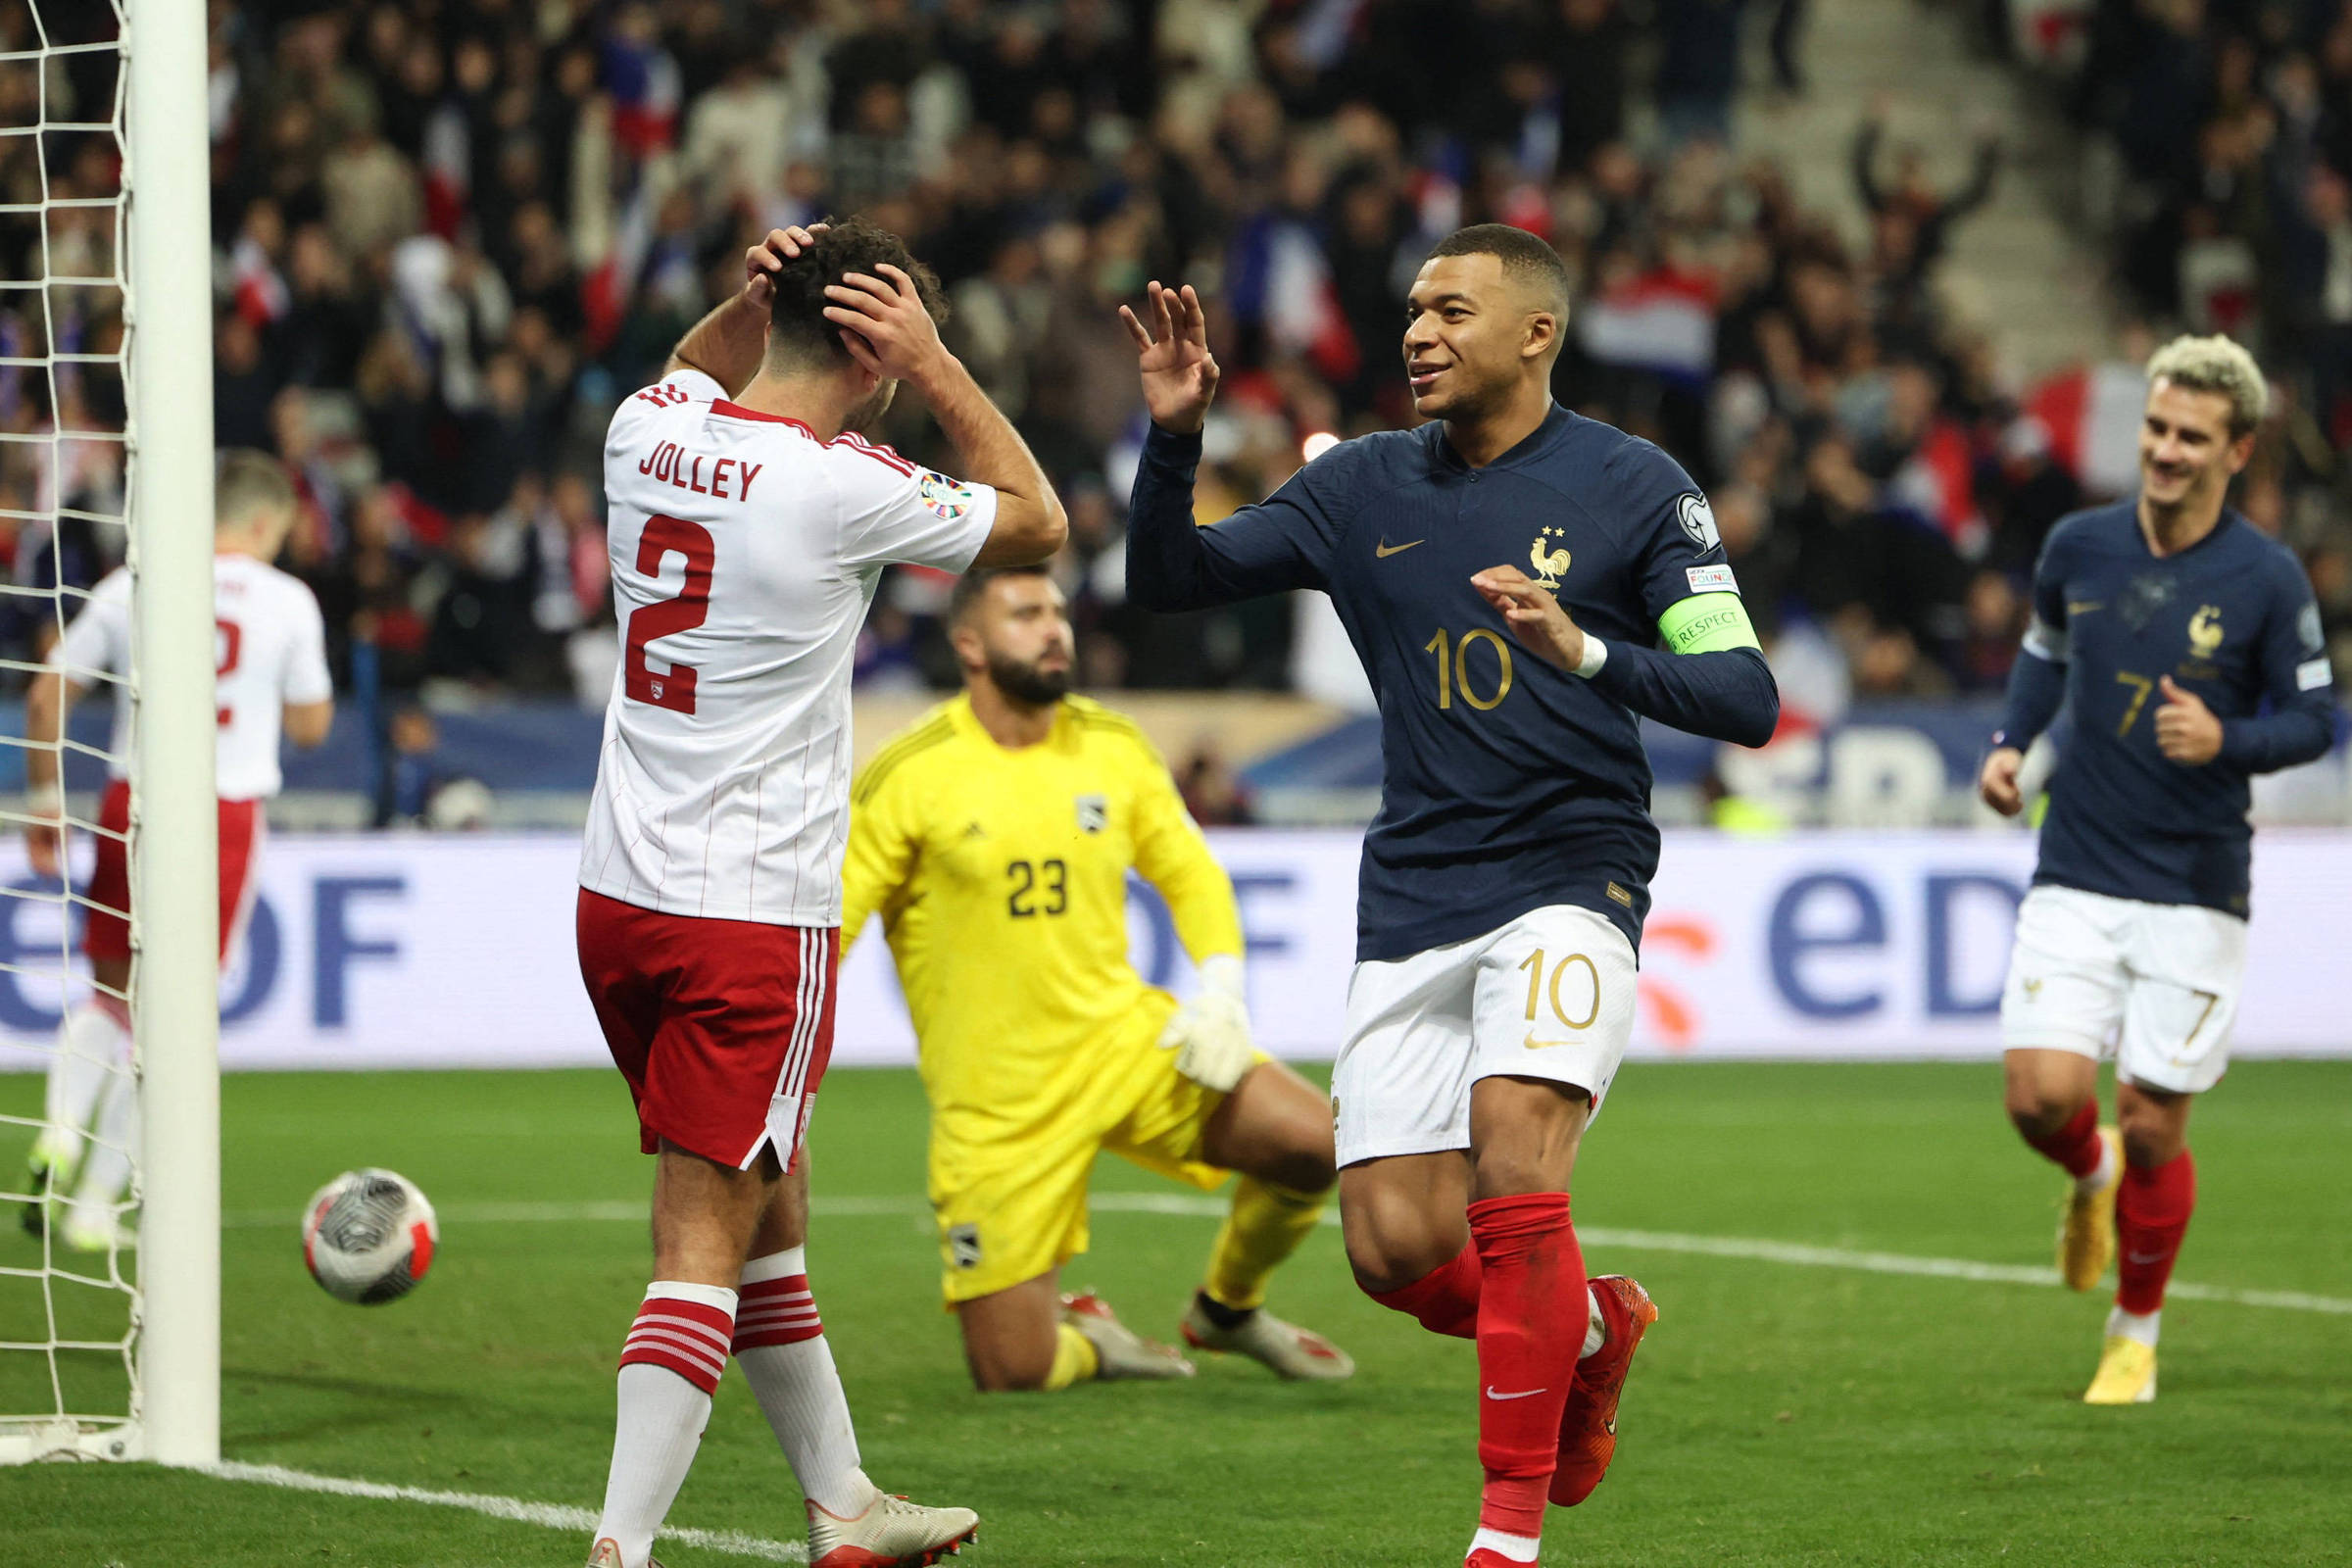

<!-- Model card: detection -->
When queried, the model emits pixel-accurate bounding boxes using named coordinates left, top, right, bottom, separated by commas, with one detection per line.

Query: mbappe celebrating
left=1119, top=225, right=1780, bottom=1567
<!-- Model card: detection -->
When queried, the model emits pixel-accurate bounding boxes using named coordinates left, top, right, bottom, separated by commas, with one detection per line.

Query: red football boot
left=1548, top=1274, right=1658, bottom=1506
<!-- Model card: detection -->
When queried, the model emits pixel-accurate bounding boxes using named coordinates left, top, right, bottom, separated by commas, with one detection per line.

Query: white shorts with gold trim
left=1999, top=884, right=2246, bottom=1095
left=1331, top=903, right=1637, bottom=1167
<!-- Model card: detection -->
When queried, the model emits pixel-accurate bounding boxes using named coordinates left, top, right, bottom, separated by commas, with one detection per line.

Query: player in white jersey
left=21, top=451, right=333, bottom=1250
left=574, top=219, right=1065, bottom=1568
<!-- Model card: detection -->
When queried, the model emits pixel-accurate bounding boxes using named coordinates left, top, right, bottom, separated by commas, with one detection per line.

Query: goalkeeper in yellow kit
left=841, top=565, right=1353, bottom=1391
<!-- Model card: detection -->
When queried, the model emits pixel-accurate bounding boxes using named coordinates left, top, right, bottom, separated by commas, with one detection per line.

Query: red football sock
left=1469, top=1193, right=1584, bottom=1539
left=2023, top=1100, right=2103, bottom=1180
left=2115, top=1149, right=2195, bottom=1314
left=1367, top=1241, right=1482, bottom=1339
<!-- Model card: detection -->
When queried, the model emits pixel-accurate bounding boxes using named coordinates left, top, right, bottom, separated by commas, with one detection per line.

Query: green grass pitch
left=3, top=1060, right=2350, bottom=1566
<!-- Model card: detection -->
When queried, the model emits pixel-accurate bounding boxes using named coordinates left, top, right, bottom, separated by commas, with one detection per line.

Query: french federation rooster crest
left=1530, top=526, right=1571, bottom=589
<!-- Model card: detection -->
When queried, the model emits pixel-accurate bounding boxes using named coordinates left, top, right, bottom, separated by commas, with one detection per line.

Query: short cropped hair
left=216, top=449, right=295, bottom=530
left=1424, top=223, right=1573, bottom=322
left=766, top=216, right=950, bottom=369
left=2146, top=333, right=2269, bottom=437
left=948, top=564, right=1052, bottom=626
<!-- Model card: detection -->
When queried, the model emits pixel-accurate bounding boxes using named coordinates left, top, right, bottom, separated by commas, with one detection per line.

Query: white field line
left=207, top=1460, right=805, bottom=1563
left=222, top=1192, right=2352, bottom=1317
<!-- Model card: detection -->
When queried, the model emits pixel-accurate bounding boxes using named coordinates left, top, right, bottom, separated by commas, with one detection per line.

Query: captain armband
left=1657, top=593, right=1762, bottom=656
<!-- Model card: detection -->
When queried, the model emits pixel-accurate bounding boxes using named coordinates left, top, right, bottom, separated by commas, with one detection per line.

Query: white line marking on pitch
left=222, top=1193, right=2352, bottom=1316
left=208, top=1460, right=805, bottom=1563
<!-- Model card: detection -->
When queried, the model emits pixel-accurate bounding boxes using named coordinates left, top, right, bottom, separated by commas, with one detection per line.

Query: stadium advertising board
left=0, top=830, right=2347, bottom=1070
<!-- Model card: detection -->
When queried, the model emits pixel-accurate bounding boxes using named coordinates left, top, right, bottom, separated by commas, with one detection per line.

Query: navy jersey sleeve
left=1582, top=441, right=1780, bottom=747
left=1126, top=425, right=1346, bottom=611
left=1994, top=518, right=2076, bottom=749
left=2218, top=556, right=2336, bottom=772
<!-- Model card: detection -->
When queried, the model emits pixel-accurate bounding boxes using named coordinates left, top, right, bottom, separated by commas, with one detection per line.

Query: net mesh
left=0, top=0, right=138, bottom=1461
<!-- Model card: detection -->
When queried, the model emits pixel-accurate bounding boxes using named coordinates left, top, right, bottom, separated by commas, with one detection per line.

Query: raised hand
left=1118, top=280, right=1221, bottom=434
left=2154, top=675, right=2223, bottom=764
left=822, top=263, right=948, bottom=383
left=1471, top=564, right=1588, bottom=673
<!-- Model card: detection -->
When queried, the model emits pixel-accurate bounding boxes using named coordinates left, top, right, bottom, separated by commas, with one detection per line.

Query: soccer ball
left=301, top=1168, right=438, bottom=1305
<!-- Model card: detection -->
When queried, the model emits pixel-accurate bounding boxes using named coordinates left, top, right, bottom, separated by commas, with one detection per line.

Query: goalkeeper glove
left=1157, top=953, right=1254, bottom=1093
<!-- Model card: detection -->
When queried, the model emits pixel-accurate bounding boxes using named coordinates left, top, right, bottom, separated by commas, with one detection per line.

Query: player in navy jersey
left=1981, top=335, right=2334, bottom=1405
left=1120, top=225, right=1779, bottom=1568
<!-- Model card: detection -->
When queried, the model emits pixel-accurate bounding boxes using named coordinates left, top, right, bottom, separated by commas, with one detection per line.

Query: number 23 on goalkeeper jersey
left=839, top=695, right=1244, bottom=1131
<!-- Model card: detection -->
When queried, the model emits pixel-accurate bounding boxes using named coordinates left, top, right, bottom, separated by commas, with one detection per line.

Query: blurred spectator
left=1176, top=740, right=1256, bottom=826
left=4, top=0, right=2329, bottom=770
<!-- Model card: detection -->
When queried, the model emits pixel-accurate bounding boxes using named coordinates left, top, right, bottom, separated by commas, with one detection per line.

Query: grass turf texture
left=2, top=1061, right=2349, bottom=1566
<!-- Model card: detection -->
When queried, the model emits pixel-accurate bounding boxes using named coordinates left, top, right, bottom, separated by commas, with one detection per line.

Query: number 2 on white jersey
left=625, top=514, right=715, bottom=714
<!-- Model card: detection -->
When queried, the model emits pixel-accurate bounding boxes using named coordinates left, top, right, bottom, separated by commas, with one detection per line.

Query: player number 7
left=2113, top=670, right=2153, bottom=738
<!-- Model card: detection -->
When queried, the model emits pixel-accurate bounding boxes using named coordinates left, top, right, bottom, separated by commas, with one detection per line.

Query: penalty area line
left=222, top=1193, right=2352, bottom=1317
left=206, top=1460, right=806, bottom=1563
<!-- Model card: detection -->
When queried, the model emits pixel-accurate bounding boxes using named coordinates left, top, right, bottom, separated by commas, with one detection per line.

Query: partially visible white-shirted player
left=573, top=220, right=1065, bottom=1568
left=21, top=451, right=333, bottom=1251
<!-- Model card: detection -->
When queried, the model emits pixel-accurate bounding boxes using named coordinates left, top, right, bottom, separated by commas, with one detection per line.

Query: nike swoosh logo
left=1524, top=1033, right=1574, bottom=1050
left=1376, top=538, right=1425, bottom=558
left=1485, top=1386, right=1547, bottom=1400
left=1603, top=1417, right=1616, bottom=1436
left=2126, top=1250, right=2172, bottom=1265
left=2069, top=601, right=2103, bottom=614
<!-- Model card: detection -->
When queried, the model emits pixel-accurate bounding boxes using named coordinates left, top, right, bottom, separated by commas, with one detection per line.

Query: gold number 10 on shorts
left=1518, top=949, right=1600, bottom=1031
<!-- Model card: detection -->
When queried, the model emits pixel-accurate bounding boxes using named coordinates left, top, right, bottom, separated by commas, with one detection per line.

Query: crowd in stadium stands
left=6, top=0, right=2351, bottom=755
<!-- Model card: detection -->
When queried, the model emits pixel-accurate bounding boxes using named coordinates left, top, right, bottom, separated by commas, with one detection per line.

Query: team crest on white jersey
left=1676, top=492, right=1719, bottom=550
left=1075, top=793, right=1108, bottom=834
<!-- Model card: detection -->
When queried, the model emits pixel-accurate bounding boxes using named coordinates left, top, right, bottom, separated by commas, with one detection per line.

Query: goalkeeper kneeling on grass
left=840, top=564, right=1352, bottom=1389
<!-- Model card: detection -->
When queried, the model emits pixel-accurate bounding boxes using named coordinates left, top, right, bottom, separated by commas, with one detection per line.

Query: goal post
left=125, top=0, right=220, bottom=1468
left=124, top=0, right=220, bottom=1466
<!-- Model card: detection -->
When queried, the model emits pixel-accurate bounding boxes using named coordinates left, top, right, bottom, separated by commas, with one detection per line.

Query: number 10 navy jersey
left=1129, top=407, right=1779, bottom=962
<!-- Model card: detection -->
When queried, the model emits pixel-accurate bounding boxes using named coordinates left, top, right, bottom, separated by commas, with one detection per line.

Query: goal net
left=0, top=0, right=219, bottom=1466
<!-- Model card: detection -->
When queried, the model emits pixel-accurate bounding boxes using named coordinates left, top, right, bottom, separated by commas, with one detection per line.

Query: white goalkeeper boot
left=1060, top=1289, right=1196, bottom=1379
left=808, top=1474, right=979, bottom=1567
left=1180, top=1293, right=1355, bottom=1381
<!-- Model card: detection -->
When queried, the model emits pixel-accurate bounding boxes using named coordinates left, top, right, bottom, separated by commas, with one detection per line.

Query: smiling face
left=1401, top=252, right=1559, bottom=422
left=2138, top=376, right=2252, bottom=514
left=955, top=569, right=1074, bottom=707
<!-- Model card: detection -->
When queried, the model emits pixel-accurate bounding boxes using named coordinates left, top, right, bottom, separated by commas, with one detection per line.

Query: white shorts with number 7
left=1998, top=884, right=2246, bottom=1095
left=1331, top=903, right=1638, bottom=1168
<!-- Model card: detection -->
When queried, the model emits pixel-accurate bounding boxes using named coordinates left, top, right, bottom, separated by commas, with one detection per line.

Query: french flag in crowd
left=2026, top=360, right=2146, bottom=500
left=1227, top=214, right=1360, bottom=384
left=582, top=182, right=657, bottom=352
left=421, top=102, right=469, bottom=239
left=1889, top=416, right=1986, bottom=557
left=1576, top=265, right=1717, bottom=386
left=604, top=33, right=681, bottom=157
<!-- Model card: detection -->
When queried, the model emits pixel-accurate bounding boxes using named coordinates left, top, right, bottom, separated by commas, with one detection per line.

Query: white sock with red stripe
left=594, top=1281, right=737, bottom=1568
left=732, top=1247, right=872, bottom=1518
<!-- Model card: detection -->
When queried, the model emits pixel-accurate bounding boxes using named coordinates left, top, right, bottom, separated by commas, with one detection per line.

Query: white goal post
left=126, top=0, right=221, bottom=1469
left=0, top=0, right=217, bottom=1467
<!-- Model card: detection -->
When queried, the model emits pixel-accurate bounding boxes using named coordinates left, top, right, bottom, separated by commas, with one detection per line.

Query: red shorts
left=575, top=888, right=839, bottom=1170
left=82, top=779, right=264, bottom=966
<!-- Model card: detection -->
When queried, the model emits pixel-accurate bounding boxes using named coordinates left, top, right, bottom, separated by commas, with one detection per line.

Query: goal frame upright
left=126, top=0, right=221, bottom=1468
